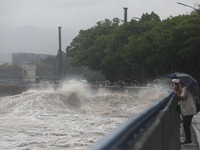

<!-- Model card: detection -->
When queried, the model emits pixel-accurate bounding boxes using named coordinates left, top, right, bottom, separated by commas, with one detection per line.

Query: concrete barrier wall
left=0, top=85, right=28, bottom=97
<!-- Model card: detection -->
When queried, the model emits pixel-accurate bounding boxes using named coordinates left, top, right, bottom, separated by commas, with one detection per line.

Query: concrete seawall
left=0, top=85, right=28, bottom=97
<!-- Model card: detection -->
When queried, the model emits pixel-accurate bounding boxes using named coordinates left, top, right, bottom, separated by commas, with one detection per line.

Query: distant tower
left=54, top=27, right=63, bottom=79
left=58, top=26, right=62, bottom=78
left=123, top=7, right=128, bottom=23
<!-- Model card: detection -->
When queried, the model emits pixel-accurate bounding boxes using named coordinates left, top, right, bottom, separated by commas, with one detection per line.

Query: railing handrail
left=89, top=91, right=174, bottom=150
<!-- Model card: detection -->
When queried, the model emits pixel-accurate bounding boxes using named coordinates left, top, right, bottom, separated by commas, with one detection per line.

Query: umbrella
left=167, top=72, right=200, bottom=97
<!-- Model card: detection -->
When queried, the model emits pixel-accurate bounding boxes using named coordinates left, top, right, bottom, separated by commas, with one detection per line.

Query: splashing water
left=0, top=79, right=169, bottom=150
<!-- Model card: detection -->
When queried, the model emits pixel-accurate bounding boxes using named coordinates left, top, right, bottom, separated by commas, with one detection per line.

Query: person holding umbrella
left=176, top=80, right=197, bottom=144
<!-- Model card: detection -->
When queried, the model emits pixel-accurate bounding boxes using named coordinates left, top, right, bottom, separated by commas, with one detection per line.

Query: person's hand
left=179, top=82, right=183, bottom=88
left=176, top=90, right=181, bottom=96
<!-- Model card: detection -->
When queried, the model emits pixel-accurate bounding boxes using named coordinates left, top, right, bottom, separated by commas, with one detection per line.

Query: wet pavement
left=181, top=114, right=200, bottom=150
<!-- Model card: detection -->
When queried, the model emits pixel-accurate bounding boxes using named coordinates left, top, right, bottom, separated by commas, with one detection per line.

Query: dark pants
left=183, top=115, right=193, bottom=142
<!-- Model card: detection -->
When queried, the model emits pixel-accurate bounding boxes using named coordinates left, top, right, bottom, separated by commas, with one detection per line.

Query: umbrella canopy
left=167, top=72, right=200, bottom=97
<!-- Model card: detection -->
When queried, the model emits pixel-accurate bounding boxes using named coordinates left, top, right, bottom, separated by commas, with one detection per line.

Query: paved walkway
left=181, top=114, right=200, bottom=150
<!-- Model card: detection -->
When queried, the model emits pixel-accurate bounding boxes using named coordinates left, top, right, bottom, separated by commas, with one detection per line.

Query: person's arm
left=179, top=87, right=187, bottom=100
left=175, top=88, right=181, bottom=101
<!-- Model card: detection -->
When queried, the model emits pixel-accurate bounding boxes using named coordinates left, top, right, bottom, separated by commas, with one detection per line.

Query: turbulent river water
left=0, top=79, right=170, bottom=150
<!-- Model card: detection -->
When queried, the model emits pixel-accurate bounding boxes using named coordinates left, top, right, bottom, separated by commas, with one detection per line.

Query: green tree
left=146, top=13, right=200, bottom=80
left=65, top=10, right=200, bottom=82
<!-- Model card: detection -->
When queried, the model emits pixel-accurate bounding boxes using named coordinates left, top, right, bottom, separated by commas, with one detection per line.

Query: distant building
left=12, top=52, right=54, bottom=66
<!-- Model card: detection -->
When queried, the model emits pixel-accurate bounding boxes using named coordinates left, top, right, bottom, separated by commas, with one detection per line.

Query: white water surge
left=0, top=79, right=169, bottom=150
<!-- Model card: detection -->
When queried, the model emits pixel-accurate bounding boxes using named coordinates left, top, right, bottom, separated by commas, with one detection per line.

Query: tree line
left=66, top=10, right=200, bottom=83
left=1, top=9, right=200, bottom=84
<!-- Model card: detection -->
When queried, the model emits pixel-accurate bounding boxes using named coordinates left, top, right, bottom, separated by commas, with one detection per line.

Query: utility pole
left=58, top=26, right=62, bottom=78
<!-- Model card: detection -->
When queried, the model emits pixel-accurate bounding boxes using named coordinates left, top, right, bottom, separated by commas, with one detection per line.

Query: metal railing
left=89, top=92, right=180, bottom=150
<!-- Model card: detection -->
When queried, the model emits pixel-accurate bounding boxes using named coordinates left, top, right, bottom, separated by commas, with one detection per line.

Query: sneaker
left=181, top=140, right=192, bottom=144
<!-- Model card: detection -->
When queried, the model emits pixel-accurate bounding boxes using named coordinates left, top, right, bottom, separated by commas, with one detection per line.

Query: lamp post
left=177, top=2, right=198, bottom=11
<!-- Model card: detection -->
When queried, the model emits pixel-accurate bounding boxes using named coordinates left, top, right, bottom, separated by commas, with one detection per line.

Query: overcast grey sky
left=0, top=0, right=199, bottom=57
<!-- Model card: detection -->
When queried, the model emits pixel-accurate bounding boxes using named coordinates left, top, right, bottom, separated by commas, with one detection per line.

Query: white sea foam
left=0, top=79, right=170, bottom=150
